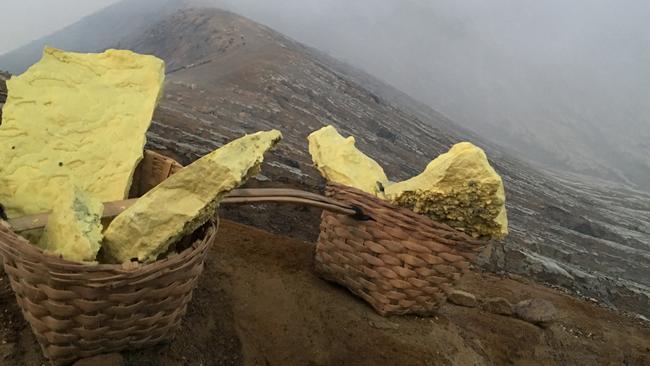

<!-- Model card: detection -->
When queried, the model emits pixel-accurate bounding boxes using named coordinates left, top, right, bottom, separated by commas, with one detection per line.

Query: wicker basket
left=315, top=182, right=489, bottom=316
left=0, top=150, right=217, bottom=365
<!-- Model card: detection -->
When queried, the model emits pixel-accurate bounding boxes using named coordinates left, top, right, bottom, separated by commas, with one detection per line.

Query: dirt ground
left=1, top=220, right=649, bottom=366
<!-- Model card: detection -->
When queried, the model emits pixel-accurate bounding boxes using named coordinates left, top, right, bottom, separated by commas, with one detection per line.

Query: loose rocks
left=448, top=290, right=478, bottom=307
left=514, top=298, right=558, bottom=326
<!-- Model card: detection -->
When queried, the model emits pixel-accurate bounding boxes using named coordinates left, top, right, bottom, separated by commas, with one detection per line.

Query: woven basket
left=315, top=182, right=489, bottom=316
left=0, top=150, right=217, bottom=365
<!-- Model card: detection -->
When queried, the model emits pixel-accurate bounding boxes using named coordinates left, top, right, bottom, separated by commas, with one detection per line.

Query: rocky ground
left=114, top=9, right=650, bottom=316
left=1, top=221, right=648, bottom=366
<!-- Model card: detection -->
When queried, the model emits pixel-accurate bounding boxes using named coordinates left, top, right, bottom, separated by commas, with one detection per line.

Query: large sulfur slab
left=103, top=130, right=282, bottom=263
left=385, top=142, right=508, bottom=239
left=39, top=183, right=104, bottom=263
left=0, top=47, right=165, bottom=218
left=308, top=125, right=388, bottom=195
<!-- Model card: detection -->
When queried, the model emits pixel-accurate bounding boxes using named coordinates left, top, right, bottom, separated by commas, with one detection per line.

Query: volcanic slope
left=108, top=8, right=650, bottom=317
left=0, top=0, right=188, bottom=74
left=1, top=7, right=644, bottom=316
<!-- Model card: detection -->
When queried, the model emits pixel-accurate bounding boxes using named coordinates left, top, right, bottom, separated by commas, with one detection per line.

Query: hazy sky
left=202, top=0, right=650, bottom=188
left=0, top=0, right=121, bottom=54
left=0, top=0, right=647, bottom=189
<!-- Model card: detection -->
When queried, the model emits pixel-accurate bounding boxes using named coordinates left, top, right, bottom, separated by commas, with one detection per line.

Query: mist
left=1, top=0, right=648, bottom=190
left=192, top=0, right=650, bottom=190
left=0, top=0, right=121, bottom=54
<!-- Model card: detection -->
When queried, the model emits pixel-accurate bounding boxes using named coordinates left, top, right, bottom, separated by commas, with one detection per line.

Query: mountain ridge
left=1, top=6, right=648, bottom=317
left=0, top=0, right=186, bottom=73
left=3, top=0, right=648, bottom=193
left=120, top=8, right=649, bottom=316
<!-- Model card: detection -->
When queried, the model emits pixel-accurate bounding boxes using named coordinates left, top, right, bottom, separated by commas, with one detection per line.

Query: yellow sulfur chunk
left=39, top=183, right=104, bottom=263
left=385, top=142, right=508, bottom=239
left=0, top=47, right=165, bottom=218
left=308, top=125, right=388, bottom=195
left=103, top=130, right=282, bottom=263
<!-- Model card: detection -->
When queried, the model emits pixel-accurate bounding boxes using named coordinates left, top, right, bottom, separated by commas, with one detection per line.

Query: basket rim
left=324, top=181, right=489, bottom=245
left=0, top=217, right=218, bottom=274
left=0, top=148, right=213, bottom=275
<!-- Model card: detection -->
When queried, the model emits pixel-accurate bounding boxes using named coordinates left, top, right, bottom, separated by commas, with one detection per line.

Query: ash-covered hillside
left=1, top=6, right=648, bottom=318
left=112, top=8, right=650, bottom=316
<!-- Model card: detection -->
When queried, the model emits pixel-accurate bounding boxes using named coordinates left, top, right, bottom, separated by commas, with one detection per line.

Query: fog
left=195, top=0, right=650, bottom=190
left=1, top=0, right=648, bottom=189
left=0, top=0, right=121, bottom=54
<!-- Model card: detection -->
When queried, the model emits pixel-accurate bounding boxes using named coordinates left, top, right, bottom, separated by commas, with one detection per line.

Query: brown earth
left=2, top=220, right=648, bottom=366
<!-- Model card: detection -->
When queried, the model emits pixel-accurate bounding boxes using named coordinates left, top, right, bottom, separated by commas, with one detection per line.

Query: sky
left=0, top=0, right=647, bottom=189
left=202, top=0, right=650, bottom=188
left=0, top=0, right=121, bottom=54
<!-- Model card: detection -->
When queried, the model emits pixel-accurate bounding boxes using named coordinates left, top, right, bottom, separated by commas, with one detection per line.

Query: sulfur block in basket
left=306, top=126, right=508, bottom=239
left=103, top=130, right=282, bottom=263
left=38, top=182, right=103, bottom=263
left=0, top=47, right=165, bottom=218
left=385, top=142, right=507, bottom=239
left=0, top=150, right=217, bottom=364
left=308, top=125, right=388, bottom=196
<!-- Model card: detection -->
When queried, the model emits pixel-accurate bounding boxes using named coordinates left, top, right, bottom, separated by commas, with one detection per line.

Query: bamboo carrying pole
left=5, top=188, right=363, bottom=232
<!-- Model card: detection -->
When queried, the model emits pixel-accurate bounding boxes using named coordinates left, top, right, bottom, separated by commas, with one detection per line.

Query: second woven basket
left=315, top=182, right=490, bottom=316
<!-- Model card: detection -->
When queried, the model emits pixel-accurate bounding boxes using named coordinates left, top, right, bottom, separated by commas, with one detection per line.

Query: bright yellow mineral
left=385, top=142, right=508, bottom=239
left=0, top=47, right=165, bottom=218
left=102, top=130, right=282, bottom=263
left=308, top=125, right=388, bottom=195
left=39, top=182, right=104, bottom=263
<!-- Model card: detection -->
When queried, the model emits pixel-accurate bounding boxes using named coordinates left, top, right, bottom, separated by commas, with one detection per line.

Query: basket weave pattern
left=315, top=182, right=489, bottom=316
left=0, top=151, right=216, bottom=365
